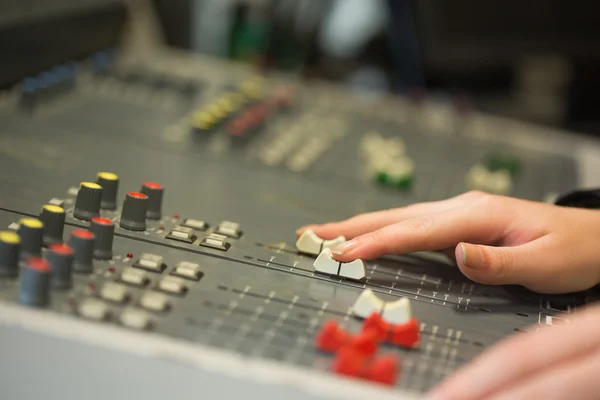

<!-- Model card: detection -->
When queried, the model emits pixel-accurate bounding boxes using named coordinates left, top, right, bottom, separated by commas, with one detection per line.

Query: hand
left=426, top=303, right=600, bottom=400
left=296, top=191, right=600, bottom=293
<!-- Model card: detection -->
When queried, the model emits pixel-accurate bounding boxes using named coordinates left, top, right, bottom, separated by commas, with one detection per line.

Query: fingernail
left=332, top=240, right=359, bottom=256
left=456, top=243, right=467, bottom=266
left=460, top=243, right=485, bottom=269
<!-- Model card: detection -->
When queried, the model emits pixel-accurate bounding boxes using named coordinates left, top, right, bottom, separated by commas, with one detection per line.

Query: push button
left=171, top=261, right=203, bottom=281
left=215, top=221, right=242, bottom=238
left=140, top=291, right=169, bottom=312
left=133, top=253, right=165, bottom=273
left=121, top=266, right=149, bottom=286
left=166, top=226, right=196, bottom=243
left=78, top=298, right=109, bottom=321
left=200, top=233, right=230, bottom=251
left=120, top=308, right=151, bottom=330
left=157, top=276, right=187, bottom=295
left=181, top=218, right=208, bottom=231
left=100, top=282, right=129, bottom=303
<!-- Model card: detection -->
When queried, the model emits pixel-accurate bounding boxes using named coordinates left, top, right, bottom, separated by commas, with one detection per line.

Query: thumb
left=455, top=242, right=525, bottom=286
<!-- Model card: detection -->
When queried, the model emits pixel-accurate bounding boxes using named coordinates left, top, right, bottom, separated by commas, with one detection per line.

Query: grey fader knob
left=96, top=172, right=119, bottom=210
left=73, top=182, right=103, bottom=221
left=39, top=204, right=65, bottom=246
left=119, top=192, right=148, bottom=231
left=19, top=257, right=51, bottom=307
left=140, top=182, right=163, bottom=220
left=90, top=217, right=114, bottom=260
left=47, top=243, right=74, bottom=289
left=0, top=231, right=20, bottom=278
left=17, top=218, right=44, bottom=260
left=69, top=229, right=95, bottom=273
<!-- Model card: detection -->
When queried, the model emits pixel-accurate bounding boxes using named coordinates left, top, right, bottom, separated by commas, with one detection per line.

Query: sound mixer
left=0, top=231, right=20, bottom=278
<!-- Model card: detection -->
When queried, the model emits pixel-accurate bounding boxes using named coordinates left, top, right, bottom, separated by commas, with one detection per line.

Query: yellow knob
left=81, top=182, right=101, bottom=190
left=19, top=218, right=43, bottom=229
left=191, top=111, right=215, bottom=130
left=206, top=104, right=227, bottom=119
left=97, top=172, right=118, bottom=181
left=0, top=231, right=20, bottom=244
left=240, top=81, right=262, bottom=99
left=42, top=204, right=65, bottom=214
left=216, top=97, right=234, bottom=114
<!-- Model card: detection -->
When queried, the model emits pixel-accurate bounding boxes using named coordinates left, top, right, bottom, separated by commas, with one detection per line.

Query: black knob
left=39, top=204, right=65, bottom=246
left=0, top=231, right=20, bottom=278
left=19, top=257, right=51, bottom=307
left=47, top=243, right=74, bottom=289
left=69, top=229, right=95, bottom=273
left=90, top=217, right=114, bottom=260
left=96, top=172, right=119, bottom=210
left=17, top=218, right=43, bottom=260
left=140, top=182, right=163, bottom=220
left=73, top=182, right=103, bottom=221
left=119, top=192, right=148, bottom=231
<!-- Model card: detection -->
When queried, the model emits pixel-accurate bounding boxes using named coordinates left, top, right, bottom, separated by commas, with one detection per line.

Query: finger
left=331, top=203, right=510, bottom=262
left=457, top=235, right=600, bottom=293
left=488, top=350, right=600, bottom=400
left=296, top=191, right=486, bottom=239
left=427, top=304, right=600, bottom=400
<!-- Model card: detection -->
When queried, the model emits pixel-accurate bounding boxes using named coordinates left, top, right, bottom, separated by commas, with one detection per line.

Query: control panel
left=0, top=46, right=592, bottom=399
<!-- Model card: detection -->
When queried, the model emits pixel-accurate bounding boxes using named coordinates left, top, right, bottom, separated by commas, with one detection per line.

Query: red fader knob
left=365, top=354, right=399, bottom=386
left=316, top=320, right=379, bottom=356
left=316, top=320, right=347, bottom=353
left=362, top=312, right=420, bottom=349
left=350, top=330, right=379, bottom=356
left=389, top=318, right=420, bottom=348
left=362, top=313, right=388, bottom=341
left=332, top=348, right=367, bottom=378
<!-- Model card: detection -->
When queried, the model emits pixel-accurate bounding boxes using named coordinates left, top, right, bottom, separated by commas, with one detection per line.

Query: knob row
left=73, top=173, right=163, bottom=230
left=1, top=222, right=113, bottom=308
left=0, top=215, right=115, bottom=277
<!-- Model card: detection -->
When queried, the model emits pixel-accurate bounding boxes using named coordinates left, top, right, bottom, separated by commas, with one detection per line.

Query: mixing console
left=0, top=41, right=596, bottom=399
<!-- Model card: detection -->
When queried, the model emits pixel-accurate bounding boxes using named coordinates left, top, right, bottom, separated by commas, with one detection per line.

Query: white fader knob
left=352, top=288, right=412, bottom=324
left=382, top=297, right=412, bottom=325
left=296, top=229, right=345, bottom=256
left=313, top=248, right=366, bottom=280
left=352, top=289, right=385, bottom=319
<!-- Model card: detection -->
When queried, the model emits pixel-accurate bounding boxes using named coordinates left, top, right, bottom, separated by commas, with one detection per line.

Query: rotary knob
left=73, top=182, right=103, bottom=221
left=39, top=204, right=65, bottom=246
left=90, top=217, right=114, bottom=260
left=0, top=231, right=20, bottom=278
left=47, top=243, right=74, bottom=289
left=18, top=218, right=43, bottom=260
left=69, top=229, right=95, bottom=273
left=119, top=192, right=148, bottom=231
left=140, top=182, right=163, bottom=220
left=19, top=257, right=51, bottom=307
left=96, top=172, right=119, bottom=210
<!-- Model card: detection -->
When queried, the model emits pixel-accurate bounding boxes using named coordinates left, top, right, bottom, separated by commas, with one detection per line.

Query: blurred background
left=152, top=0, right=600, bottom=135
